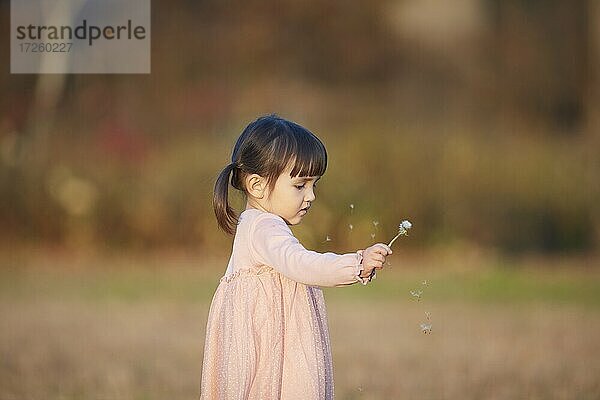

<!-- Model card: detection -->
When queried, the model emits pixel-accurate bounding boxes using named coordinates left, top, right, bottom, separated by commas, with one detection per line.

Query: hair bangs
left=288, top=123, right=327, bottom=178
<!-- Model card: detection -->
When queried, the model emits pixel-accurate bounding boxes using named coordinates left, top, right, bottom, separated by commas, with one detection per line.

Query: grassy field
left=1, top=248, right=599, bottom=399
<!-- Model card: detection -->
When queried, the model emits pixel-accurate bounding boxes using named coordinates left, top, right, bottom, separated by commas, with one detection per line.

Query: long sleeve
left=248, top=212, right=368, bottom=287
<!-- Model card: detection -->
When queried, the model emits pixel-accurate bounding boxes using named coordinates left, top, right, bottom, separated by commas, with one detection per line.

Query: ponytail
left=213, top=163, right=238, bottom=235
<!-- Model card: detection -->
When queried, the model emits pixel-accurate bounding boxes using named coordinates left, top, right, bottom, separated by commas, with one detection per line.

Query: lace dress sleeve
left=248, top=213, right=371, bottom=287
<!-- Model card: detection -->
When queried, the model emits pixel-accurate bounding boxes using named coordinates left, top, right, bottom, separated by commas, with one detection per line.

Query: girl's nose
left=305, top=187, right=316, bottom=202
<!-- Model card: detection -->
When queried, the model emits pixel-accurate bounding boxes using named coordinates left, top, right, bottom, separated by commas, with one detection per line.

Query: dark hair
left=213, top=114, right=327, bottom=235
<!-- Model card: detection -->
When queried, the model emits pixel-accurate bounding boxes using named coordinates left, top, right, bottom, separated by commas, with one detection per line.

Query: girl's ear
left=246, top=174, right=267, bottom=199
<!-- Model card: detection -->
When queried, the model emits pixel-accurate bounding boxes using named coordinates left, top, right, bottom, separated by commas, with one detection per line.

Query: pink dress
left=200, top=208, right=368, bottom=399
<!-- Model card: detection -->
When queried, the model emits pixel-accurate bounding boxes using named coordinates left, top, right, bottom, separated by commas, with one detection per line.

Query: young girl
left=200, top=115, right=392, bottom=399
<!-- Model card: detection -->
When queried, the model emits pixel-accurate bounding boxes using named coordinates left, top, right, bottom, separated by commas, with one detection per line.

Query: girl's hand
left=359, top=243, right=392, bottom=278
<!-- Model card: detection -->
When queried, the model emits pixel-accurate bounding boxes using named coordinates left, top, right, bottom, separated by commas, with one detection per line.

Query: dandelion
left=410, top=289, right=423, bottom=300
left=388, top=219, right=412, bottom=248
left=420, top=323, right=432, bottom=334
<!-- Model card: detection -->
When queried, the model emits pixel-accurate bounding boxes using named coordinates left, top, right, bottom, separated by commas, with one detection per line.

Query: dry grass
left=1, top=250, right=599, bottom=399
left=1, top=301, right=206, bottom=399
left=2, top=299, right=599, bottom=399
left=328, top=301, right=600, bottom=399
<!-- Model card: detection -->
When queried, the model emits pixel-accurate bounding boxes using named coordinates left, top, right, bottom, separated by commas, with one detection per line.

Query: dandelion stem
left=388, top=233, right=402, bottom=248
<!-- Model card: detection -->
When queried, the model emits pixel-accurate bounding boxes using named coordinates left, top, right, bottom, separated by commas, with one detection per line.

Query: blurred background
left=1, top=0, right=599, bottom=399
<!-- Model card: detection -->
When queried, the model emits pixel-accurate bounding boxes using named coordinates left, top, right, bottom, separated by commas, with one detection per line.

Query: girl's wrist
left=354, top=250, right=370, bottom=285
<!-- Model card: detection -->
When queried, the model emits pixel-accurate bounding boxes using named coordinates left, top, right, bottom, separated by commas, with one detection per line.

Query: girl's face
left=261, top=163, right=321, bottom=225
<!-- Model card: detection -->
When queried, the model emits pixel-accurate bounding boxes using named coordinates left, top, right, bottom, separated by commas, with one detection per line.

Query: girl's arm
left=249, top=213, right=371, bottom=287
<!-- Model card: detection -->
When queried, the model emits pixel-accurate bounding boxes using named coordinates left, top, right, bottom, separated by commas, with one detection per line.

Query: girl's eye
left=295, top=182, right=317, bottom=190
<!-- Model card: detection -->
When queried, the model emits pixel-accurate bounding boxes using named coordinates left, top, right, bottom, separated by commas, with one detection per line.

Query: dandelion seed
left=370, top=233, right=375, bottom=240
left=425, top=311, right=431, bottom=320
left=349, top=203, right=354, bottom=215
left=373, top=220, right=379, bottom=228
left=388, top=219, right=412, bottom=248
left=410, top=289, right=423, bottom=300
left=349, top=224, right=353, bottom=231
left=420, top=323, right=432, bottom=334
left=323, top=235, right=332, bottom=243
left=422, top=280, right=428, bottom=286
left=357, top=386, right=363, bottom=392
